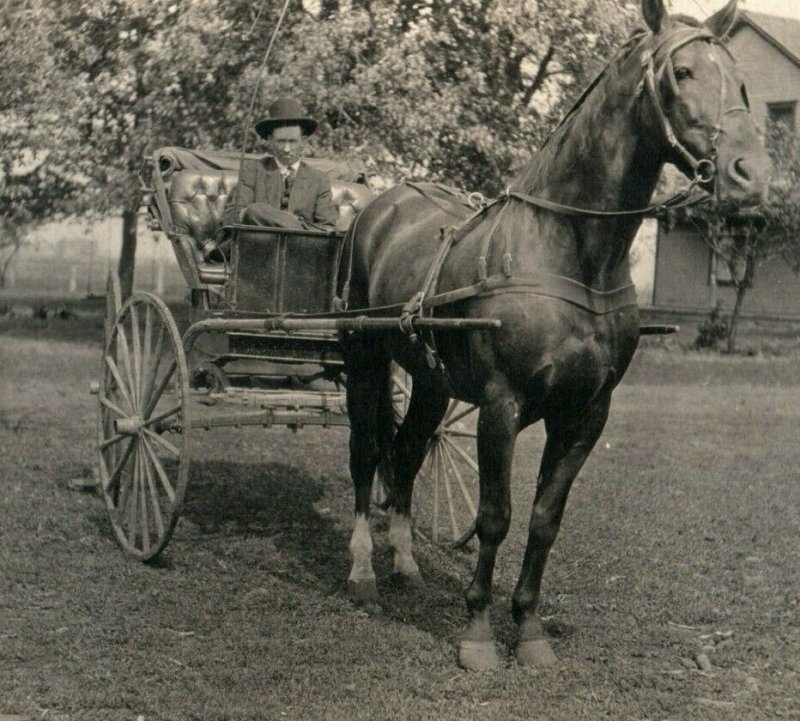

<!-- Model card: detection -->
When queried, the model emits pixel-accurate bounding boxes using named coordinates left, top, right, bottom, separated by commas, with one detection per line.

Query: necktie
left=281, top=165, right=296, bottom=209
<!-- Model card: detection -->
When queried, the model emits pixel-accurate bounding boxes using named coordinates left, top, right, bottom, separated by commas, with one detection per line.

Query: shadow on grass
left=180, top=459, right=467, bottom=642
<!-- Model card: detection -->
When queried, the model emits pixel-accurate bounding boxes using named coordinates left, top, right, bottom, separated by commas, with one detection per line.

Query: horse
left=339, top=0, right=770, bottom=670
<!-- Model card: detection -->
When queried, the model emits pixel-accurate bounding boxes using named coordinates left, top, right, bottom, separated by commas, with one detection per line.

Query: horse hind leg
left=511, top=396, right=611, bottom=667
left=386, top=369, right=449, bottom=590
left=343, top=341, right=390, bottom=604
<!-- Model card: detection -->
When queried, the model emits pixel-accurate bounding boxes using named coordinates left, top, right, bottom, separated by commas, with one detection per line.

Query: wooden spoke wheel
left=384, top=366, right=479, bottom=545
left=97, top=292, right=191, bottom=561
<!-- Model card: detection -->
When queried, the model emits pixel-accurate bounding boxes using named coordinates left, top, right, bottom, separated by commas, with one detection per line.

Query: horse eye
left=674, top=66, right=692, bottom=81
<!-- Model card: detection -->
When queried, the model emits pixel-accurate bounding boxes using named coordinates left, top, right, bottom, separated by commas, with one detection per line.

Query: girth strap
left=423, top=271, right=638, bottom=316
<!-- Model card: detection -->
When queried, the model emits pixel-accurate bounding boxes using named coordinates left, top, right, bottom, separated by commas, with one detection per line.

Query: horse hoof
left=458, top=640, right=500, bottom=671
left=347, top=578, right=378, bottom=604
left=516, top=639, right=558, bottom=667
left=391, top=571, right=425, bottom=590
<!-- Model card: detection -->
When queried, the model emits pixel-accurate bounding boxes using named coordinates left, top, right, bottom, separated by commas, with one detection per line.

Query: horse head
left=640, top=0, right=770, bottom=206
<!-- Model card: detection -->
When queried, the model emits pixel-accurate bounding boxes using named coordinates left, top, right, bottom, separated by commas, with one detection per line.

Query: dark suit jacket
left=222, top=156, right=338, bottom=229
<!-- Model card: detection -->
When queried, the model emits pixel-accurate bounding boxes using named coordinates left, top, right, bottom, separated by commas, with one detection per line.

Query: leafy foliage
left=3, top=0, right=640, bottom=290
left=667, top=123, right=800, bottom=351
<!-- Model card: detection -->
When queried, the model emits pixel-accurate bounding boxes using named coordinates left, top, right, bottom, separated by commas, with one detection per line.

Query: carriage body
left=96, top=147, right=483, bottom=560
left=138, top=146, right=372, bottom=386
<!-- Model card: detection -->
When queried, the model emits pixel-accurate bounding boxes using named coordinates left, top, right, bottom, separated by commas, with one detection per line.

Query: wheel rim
left=97, top=292, right=191, bottom=560
left=388, top=366, right=479, bottom=544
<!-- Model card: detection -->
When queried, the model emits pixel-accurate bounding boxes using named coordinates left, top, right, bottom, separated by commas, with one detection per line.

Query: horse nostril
left=729, top=157, right=752, bottom=185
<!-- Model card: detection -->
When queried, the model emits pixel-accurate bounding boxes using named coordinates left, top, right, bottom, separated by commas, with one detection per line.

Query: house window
left=767, top=101, right=796, bottom=132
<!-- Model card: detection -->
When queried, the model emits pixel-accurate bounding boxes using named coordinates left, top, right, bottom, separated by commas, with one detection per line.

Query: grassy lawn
left=1, top=316, right=798, bottom=720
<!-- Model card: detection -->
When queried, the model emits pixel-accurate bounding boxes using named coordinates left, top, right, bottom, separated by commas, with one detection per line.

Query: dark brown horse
left=340, top=0, right=769, bottom=670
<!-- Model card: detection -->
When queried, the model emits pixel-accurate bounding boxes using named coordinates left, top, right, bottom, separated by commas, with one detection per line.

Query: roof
left=735, top=11, right=800, bottom=68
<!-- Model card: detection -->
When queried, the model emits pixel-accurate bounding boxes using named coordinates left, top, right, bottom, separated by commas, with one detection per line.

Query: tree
left=8, top=0, right=640, bottom=297
left=675, top=123, right=800, bottom=352
left=0, top=1, right=85, bottom=286
left=44, top=0, right=269, bottom=297
left=251, top=0, right=639, bottom=194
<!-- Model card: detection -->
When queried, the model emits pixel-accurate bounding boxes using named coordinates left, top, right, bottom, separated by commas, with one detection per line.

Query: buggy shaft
left=187, top=316, right=502, bottom=335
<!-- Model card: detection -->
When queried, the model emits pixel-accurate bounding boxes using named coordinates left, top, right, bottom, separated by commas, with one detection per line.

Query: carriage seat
left=166, top=161, right=373, bottom=264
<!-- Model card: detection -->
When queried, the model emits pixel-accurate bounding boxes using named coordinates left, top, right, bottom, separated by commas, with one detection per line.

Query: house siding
left=729, top=25, right=800, bottom=131
left=654, top=223, right=800, bottom=318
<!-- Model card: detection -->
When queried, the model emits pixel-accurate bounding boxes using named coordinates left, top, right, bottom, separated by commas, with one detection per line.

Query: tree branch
left=521, top=44, right=555, bottom=107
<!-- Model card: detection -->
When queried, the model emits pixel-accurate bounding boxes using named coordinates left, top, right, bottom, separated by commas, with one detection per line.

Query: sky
left=669, top=0, right=800, bottom=20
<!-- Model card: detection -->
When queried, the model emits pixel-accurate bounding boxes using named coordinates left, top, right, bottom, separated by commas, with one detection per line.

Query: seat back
left=158, top=149, right=373, bottom=260
left=168, top=170, right=240, bottom=259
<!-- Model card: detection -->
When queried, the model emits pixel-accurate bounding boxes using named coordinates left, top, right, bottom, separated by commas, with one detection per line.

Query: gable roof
left=734, top=11, right=800, bottom=68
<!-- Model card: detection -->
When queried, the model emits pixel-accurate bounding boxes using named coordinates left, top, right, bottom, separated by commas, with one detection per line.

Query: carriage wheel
left=97, top=292, right=191, bottom=561
left=385, top=366, right=479, bottom=545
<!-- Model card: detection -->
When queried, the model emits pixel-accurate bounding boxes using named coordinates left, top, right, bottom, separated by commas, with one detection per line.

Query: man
left=222, top=97, right=338, bottom=232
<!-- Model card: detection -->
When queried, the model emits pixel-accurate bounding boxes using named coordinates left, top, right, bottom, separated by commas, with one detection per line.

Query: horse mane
left=511, top=21, right=684, bottom=194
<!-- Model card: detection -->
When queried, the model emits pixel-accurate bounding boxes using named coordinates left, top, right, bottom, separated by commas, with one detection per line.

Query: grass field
left=1, top=312, right=799, bottom=721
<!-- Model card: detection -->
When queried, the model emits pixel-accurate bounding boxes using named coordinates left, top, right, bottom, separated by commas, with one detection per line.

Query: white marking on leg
left=388, top=508, right=419, bottom=576
left=348, top=513, right=375, bottom=583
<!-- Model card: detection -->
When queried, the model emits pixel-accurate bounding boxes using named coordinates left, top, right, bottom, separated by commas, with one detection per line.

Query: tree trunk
left=726, top=255, right=755, bottom=353
left=726, top=283, right=746, bottom=353
left=117, top=209, right=137, bottom=299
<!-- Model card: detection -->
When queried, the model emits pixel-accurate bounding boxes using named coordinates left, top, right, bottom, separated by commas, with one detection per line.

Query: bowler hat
left=254, top=97, right=318, bottom=138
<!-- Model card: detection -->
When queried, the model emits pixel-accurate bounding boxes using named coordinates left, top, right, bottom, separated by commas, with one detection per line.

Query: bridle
left=501, top=24, right=753, bottom=220
left=640, top=25, right=751, bottom=188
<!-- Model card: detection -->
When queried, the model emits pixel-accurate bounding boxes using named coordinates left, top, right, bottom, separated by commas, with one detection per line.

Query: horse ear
left=705, top=0, right=739, bottom=39
left=642, top=0, right=669, bottom=34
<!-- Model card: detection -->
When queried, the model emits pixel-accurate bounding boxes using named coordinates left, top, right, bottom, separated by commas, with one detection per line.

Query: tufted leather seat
left=166, top=163, right=373, bottom=263
left=169, top=171, right=240, bottom=261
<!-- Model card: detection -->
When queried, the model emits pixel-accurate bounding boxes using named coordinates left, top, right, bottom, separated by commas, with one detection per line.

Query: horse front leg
left=387, top=371, right=449, bottom=589
left=459, top=378, right=520, bottom=671
left=511, top=396, right=611, bottom=667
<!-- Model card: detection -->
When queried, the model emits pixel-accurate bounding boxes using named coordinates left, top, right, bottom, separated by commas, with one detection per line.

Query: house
left=651, top=10, right=800, bottom=319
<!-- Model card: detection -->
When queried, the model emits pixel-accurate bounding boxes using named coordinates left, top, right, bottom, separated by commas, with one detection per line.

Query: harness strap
left=506, top=181, right=705, bottom=219
left=422, top=271, right=637, bottom=316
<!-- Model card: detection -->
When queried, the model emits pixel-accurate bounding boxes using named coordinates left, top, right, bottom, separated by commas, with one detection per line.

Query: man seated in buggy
left=154, top=98, right=371, bottom=266
left=223, top=97, right=343, bottom=232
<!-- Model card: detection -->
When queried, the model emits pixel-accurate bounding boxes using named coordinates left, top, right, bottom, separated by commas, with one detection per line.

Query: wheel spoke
left=444, top=402, right=478, bottom=427
left=445, top=428, right=477, bottom=439
left=142, top=427, right=180, bottom=458
left=117, top=443, right=135, bottom=521
left=130, top=304, right=142, bottom=408
left=137, top=445, right=150, bottom=554
left=115, top=323, right=137, bottom=410
left=143, top=404, right=181, bottom=429
left=142, top=322, right=166, bottom=412
left=440, top=437, right=477, bottom=518
left=127, top=448, right=140, bottom=548
left=430, top=444, right=440, bottom=544
left=100, top=432, right=127, bottom=450
left=104, top=438, right=135, bottom=496
left=437, top=441, right=460, bottom=540
left=100, top=396, right=128, bottom=418
left=442, top=434, right=479, bottom=474
left=141, top=435, right=176, bottom=503
left=141, top=304, right=153, bottom=402
left=140, top=442, right=166, bottom=539
left=105, top=355, right=135, bottom=414
left=143, top=359, right=177, bottom=419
